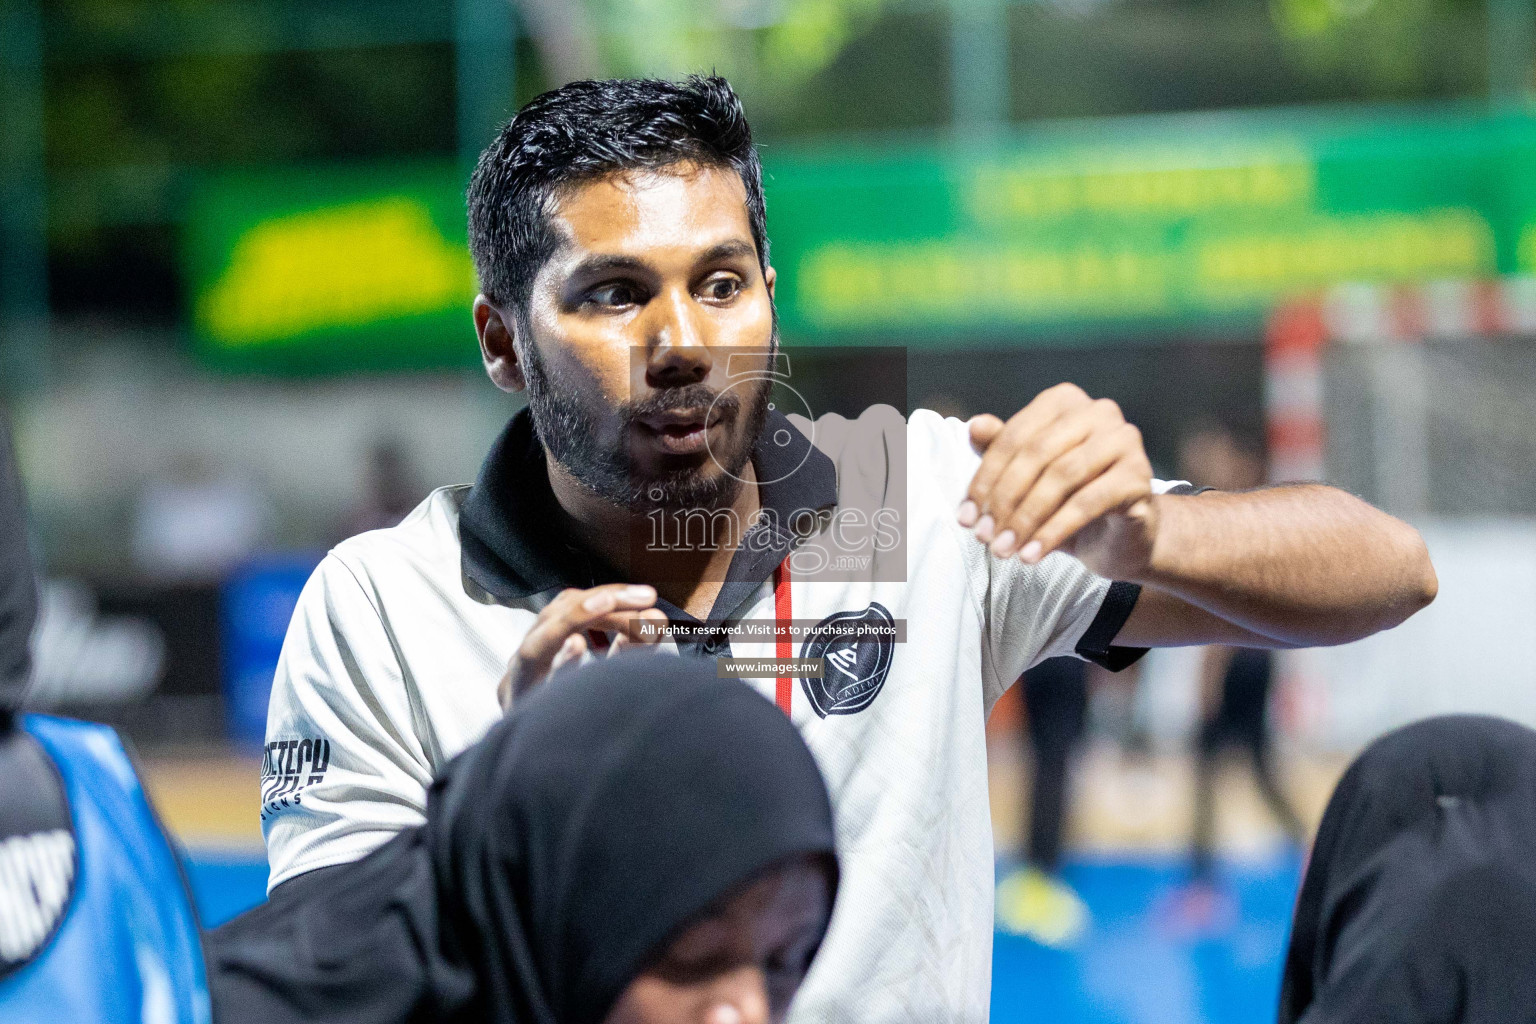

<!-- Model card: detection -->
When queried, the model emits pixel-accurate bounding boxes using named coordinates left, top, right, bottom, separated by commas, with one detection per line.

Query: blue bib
left=0, top=715, right=210, bottom=1024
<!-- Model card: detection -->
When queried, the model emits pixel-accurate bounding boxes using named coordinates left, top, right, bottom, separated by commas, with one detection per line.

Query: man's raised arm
left=958, top=383, right=1437, bottom=652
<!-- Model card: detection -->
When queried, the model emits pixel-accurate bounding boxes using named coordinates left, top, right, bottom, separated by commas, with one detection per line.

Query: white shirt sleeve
left=261, top=554, right=435, bottom=893
left=907, top=410, right=1183, bottom=708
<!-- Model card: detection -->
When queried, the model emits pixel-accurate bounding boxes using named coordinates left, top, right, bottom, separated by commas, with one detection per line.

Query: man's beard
left=519, top=339, right=772, bottom=514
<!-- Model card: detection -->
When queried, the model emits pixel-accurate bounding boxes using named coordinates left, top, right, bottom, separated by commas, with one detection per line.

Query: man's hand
left=953, top=383, right=1436, bottom=649
left=498, top=584, right=669, bottom=711
left=957, top=383, right=1158, bottom=580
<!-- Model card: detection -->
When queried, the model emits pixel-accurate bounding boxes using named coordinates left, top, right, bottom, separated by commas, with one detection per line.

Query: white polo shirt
left=261, top=406, right=1177, bottom=1023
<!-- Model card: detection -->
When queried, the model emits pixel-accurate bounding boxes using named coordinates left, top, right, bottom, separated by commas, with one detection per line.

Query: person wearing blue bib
left=0, top=420, right=210, bottom=1023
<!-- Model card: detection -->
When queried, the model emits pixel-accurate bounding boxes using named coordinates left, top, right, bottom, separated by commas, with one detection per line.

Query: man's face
left=513, top=162, right=777, bottom=513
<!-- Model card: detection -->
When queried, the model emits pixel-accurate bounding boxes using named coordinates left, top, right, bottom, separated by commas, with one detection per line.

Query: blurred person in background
left=132, top=450, right=274, bottom=584
left=1280, top=715, right=1536, bottom=1024
left=130, top=448, right=265, bottom=728
left=0, top=420, right=210, bottom=1022
left=212, top=654, right=838, bottom=1024
left=994, top=656, right=1092, bottom=949
left=1173, top=425, right=1306, bottom=925
left=261, top=75, right=1437, bottom=1024
left=339, top=437, right=427, bottom=541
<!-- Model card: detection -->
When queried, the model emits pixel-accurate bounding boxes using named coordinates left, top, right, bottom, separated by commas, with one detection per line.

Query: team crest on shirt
left=798, top=603, right=895, bottom=718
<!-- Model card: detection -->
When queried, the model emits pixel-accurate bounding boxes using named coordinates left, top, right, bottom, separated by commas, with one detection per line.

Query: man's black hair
left=467, top=75, right=768, bottom=317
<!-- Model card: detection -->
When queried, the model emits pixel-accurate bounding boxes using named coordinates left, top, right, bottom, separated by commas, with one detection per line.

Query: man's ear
left=764, top=264, right=776, bottom=303
left=474, top=295, right=526, bottom=393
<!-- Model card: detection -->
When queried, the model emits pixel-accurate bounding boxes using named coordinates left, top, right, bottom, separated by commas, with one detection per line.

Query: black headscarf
left=211, top=653, right=839, bottom=1024
left=1279, top=714, right=1536, bottom=1024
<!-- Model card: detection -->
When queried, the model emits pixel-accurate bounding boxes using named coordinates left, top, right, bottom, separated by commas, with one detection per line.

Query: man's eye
left=702, top=277, right=742, bottom=302
left=588, top=283, right=641, bottom=308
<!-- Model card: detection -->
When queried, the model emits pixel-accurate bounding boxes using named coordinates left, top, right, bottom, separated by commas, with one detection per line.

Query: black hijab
left=1279, top=714, right=1536, bottom=1024
left=211, top=653, right=839, bottom=1024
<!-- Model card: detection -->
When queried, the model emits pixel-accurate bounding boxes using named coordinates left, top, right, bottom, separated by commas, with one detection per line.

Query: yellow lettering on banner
left=197, top=197, right=477, bottom=347
left=1515, top=222, right=1536, bottom=272
left=795, top=210, right=1494, bottom=328
left=796, top=242, right=1172, bottom=326
left=1194, top=210, right=1495, bottom=300
left=968, top=147, right=1315, bottom=223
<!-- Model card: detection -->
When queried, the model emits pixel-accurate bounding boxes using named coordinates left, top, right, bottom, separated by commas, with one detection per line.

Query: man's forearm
left=1132, top=485, right=1438, bottom=647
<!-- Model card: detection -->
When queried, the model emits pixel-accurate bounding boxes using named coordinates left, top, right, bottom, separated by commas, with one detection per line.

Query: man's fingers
left=614, top=607, right=669, bottom=644
left=973, top=415, right=1096, bottom=547
left=959, top=384, right=1090, bottom=529
left=991, top=424, right=1135, bottom=558
left=505, top=583, right=661, bottom=707
left=966, top=414, right=1005, bottom=454
left=959, top=414, right=1008, bottom=526
left=1021, top=465, right=1149, bottom=564
left=519, top=610, right=650, bottom=676
left=522, top=584, right=656, bottom=659
left=549, top=632, right=587, bottom=672
left=609, top=615, right=674, bottom=658
left=578, top=583, right=658, bottom=615
left=511, top=627, right=592, bottom=702
left=967, top=383, right=1087, bottom=456
left=970, top=391, right=1075, bottom=485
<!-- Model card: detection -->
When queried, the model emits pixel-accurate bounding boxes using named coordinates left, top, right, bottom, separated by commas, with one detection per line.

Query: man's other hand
left=498, top=584, right=669, bottom=710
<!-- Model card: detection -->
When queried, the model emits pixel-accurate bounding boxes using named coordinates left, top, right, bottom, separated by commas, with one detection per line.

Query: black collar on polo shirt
left=459, top=406, right=838, bottom=632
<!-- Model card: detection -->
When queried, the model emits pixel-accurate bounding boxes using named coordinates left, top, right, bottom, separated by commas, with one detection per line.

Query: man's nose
left=700, top=966, right=769, bottom=1024
left=643, top=287, right=711, bottom=389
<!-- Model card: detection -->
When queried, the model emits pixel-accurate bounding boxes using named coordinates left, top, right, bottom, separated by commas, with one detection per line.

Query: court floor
left=990, top=853, right=1302, bottom=1023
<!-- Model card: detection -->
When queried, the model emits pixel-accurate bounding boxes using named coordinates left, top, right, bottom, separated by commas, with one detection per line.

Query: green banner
left=185, top=162, right=479, bottom=373
left=185, top=106, right=1536, bottom=371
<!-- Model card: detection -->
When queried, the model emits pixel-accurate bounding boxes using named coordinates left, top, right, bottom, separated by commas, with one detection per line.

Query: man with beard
left=260, top=76, right=1438, bottom=1022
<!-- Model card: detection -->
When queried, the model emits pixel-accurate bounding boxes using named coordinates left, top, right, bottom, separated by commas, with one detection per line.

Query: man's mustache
left=620, top=384, right=744, bottom=426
